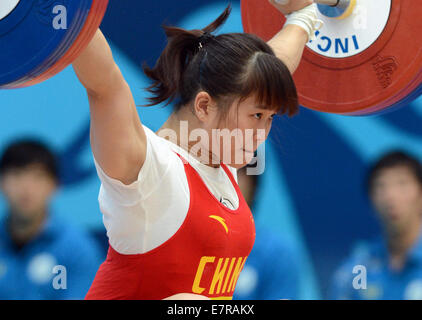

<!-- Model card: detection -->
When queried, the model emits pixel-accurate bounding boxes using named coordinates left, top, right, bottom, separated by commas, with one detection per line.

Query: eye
left=253, top=113, right=263, bottom=120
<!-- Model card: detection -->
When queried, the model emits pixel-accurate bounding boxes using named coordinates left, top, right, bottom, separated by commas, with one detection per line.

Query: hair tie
left=197, top=32, right=215, bottom=50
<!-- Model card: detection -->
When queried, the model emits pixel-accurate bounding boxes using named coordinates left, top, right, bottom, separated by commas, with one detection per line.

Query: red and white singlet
left=86, top=126, right=256, bottom=300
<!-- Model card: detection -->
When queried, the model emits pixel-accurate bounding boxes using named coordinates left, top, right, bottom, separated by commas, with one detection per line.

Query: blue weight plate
left=0, top=0, right=92, bottom=87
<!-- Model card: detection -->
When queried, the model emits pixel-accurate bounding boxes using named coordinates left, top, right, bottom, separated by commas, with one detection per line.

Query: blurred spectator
left=330, top=151, right=422, bottom=300
left=0, top=139, right=102, bottom=299
left=233, top=165, right=300, bottom=300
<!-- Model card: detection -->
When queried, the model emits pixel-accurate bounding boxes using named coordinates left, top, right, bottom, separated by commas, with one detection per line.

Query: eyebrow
left=254, top=105, right=268, bottom=110
left=254, top=105, right=278, bottom=113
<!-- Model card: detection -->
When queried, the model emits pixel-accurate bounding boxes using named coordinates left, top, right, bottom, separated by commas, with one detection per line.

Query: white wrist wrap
left=284, top=4, right=324, bottom=41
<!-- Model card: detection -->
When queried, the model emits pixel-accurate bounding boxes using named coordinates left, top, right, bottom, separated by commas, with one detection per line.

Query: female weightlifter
left=73, top=0, right=321, bottom=300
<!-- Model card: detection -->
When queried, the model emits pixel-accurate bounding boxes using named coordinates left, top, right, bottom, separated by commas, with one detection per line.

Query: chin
left=227, top=162, right=249, bottom=169
left=384, top=216, right=407, bottom=232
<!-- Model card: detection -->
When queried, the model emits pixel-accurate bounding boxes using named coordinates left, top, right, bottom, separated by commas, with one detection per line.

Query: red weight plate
left=352, top=69, right=422, bottom=115
left=17, top=0, right=108, bottom=88
left=241, top=0, right=422, bottom=115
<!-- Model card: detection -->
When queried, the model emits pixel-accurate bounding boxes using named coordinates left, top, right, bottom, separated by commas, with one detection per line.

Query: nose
left=378, top=187, right=401, bottom=210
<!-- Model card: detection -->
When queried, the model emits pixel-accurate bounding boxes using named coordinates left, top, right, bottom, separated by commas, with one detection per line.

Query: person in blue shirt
left=330, top=151, right=422, bottom=300
left=0, top=139, right=102, bottom=299
left=233, top=165, right=300, bottom=300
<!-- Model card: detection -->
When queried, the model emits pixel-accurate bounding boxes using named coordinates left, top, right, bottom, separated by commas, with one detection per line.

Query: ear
left=193, top=91, right=217, bottom=122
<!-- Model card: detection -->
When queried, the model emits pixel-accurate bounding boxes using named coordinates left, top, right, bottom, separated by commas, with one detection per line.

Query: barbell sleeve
left=315, top=0, right=340, bottom=6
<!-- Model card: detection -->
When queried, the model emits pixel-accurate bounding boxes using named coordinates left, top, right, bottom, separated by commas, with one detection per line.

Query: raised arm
left=73, top=30, right=146, bottom=185
left=267, top=0, right=319, bottom=74
left=268, top=24, right=309, bottom=74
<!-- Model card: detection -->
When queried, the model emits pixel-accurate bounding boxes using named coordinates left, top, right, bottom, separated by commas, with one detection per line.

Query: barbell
left=242, top=0, right=422, bottom=115
left=0, top=0, right=108, bottom=89
left=1, top=1, right=421, bottom=116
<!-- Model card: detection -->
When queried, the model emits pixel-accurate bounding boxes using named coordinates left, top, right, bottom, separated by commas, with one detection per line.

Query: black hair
left=367, top=150, right=422, bottom=194
left=0, top=139, right=59, bottom=183
left=143, top=4, right=298, bottom=117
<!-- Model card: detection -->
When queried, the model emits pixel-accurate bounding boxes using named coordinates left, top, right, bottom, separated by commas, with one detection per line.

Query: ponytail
left=143, top=5, right=232, bottom=107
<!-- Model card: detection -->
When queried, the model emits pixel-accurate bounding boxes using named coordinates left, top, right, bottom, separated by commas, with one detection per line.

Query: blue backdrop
left=1, top=0, right=421, bottom=299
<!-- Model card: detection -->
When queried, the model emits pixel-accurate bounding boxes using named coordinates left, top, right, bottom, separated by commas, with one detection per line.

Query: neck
left=385, top=218, right=422, bottom=270
left=158, top=109, right=220, bottom=168
left=7, top=208, right=47, bottom=247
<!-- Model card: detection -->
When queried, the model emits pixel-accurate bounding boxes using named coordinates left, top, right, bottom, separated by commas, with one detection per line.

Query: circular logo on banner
left=359, top=284, right=382, bottom=300
left=307, top=0, right=391, bottom=58
left=0, top=0, right=20, bottom=21
left=27, top=253, right=57, bottom=284
left=235, top=265, right=258, bottom=296
left=404, top=280, right=422, bottom=300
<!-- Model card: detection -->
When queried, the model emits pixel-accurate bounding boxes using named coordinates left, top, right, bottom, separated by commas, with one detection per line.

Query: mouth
left=383, top=206, right=402, bottom=221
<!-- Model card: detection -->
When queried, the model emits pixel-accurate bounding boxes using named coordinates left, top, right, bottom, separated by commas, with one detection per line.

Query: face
left=371, top=166, right=422, bottom=233
left=197, top=94, right=276, bottom=169
left=0, top=163, right=57, bottom=219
